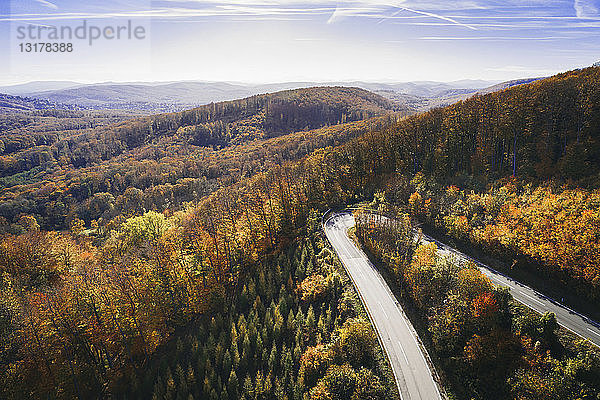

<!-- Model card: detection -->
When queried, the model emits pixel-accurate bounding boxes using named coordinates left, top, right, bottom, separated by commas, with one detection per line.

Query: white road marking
left=588, top=328, right=600, bottom=337
left=380, top=302, right=389, bottom=319
left=487, top=275, right=506, bottom=284
left=519, top=291, right=546, bottom=307
left=398, top=342, right=410, bottom=364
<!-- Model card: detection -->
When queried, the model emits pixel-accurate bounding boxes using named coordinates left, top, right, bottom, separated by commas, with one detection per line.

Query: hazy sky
left=0, top=0, right=599, bottom=84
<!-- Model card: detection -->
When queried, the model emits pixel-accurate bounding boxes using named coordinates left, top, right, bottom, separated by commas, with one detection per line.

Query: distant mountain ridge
left=0, top=81, right=83, bottom=95
left=476, top=77, right=545, bottom=95
left=0, top=79, right=512, bottom=113
left=0, top=76, right=545, bottom=116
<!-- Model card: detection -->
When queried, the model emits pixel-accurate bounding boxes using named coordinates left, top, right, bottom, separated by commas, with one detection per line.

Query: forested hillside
left=2, top=67, right=600, bottom=399
left=358, top=67, right=600, bottom=185
left=0, top=93, right=78, bottom=112
left=0, top=105, right=134, bottom=136
left=355, top=212, right=600, bottom=399
left=120, top=229, right=396, bottom=400
left=0, top=87, right=401, bottom=230
left=341, top=66, right=600, bottom=309
left=0, top=144, right=399, bottom=398
left=0, top=86, right=396, bottom=175
left=342, top=66, right=600, bottom=399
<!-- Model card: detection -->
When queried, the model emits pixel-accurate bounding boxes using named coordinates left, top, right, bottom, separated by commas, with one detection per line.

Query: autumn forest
left=1, top=66, right=600, bottom=400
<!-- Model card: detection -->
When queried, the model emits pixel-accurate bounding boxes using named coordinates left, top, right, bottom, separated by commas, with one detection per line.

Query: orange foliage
left=457, top=267, right=492, bottom=300
left=484, top=187, right=600, bottom=292
left=411, top=242, right=437, bottom=269
left=300, top=344, right=332, bottom=387
left=463, top=330, right=521, bottom=372
left=299, top=274, right=330, bottom=302
left=472, top=292, right=499, bottom=320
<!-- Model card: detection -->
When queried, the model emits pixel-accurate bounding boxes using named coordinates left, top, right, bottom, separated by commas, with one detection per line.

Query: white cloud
left=35, top=0, right=59, bottom=10
left=2, top=0, right=597, bottom=29
left=420, top=36, right=572, bottom=40
left=327, top=5, right=379, bottom=23
left=574, top=0, right=599, bottom=17
left=386, top=5, right=478, bottom=29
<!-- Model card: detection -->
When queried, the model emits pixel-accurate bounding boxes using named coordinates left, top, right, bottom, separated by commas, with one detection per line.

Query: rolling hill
left=0, top=86, right=401, bottom=229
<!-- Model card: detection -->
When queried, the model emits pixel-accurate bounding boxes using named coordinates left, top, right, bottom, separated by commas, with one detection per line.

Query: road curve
left=324, top=212, right=442, bottom=400
left=420, top=233, right=600, bottom=348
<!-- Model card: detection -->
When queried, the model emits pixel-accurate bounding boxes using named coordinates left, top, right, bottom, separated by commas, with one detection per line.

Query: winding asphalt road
left=419, top=232, right=600, bottom=347
left=324, top=212, right=442, bottom=400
